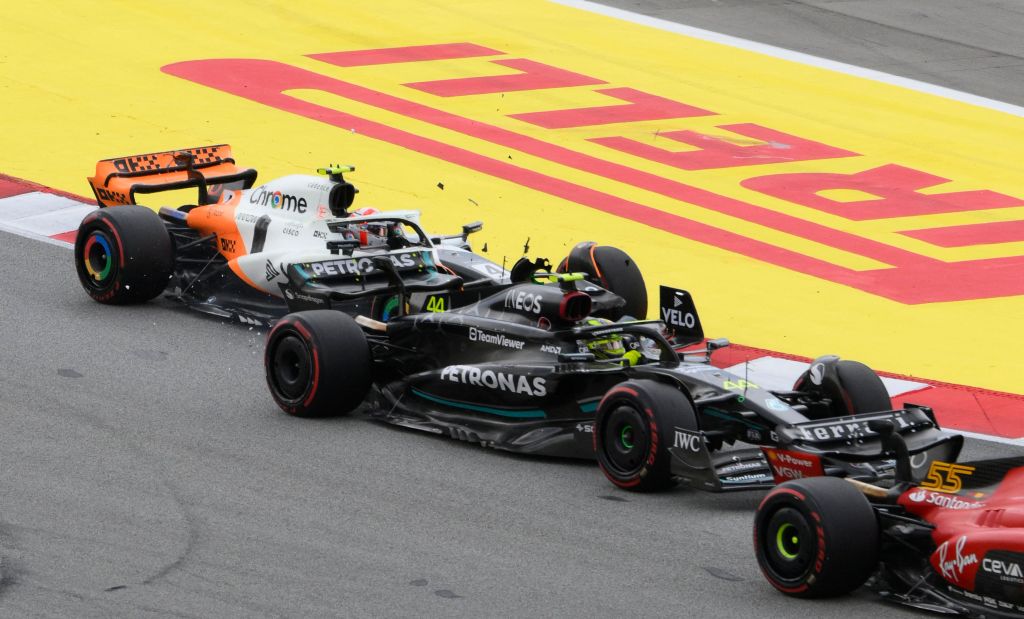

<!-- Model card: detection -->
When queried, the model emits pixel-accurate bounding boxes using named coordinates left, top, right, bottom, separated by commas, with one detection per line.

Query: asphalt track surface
left=2, top=3, right=1023, bottom=618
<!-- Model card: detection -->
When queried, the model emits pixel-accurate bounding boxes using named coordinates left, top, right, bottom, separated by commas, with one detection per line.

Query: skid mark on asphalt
left=409, top=578, right=463, bottom=599
left=703, top=566, right=744, bottom=582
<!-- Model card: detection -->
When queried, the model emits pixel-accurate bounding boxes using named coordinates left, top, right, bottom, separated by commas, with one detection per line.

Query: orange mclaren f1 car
left=74, top=144, right=648, bottom=326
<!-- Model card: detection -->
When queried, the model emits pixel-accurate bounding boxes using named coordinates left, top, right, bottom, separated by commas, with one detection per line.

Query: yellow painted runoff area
left=2, top=1, right=1023, bottom=393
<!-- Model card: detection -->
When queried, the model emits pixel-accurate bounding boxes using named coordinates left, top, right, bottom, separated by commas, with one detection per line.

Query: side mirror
left=462, top=221, right=483, bottom=237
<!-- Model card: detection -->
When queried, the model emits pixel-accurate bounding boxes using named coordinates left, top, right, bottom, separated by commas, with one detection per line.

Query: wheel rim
left=602, top=404, right=649, bottom=477
left=81, top=230, right=117, bottom=290
left=619, top=425, right=635, bottom=450
left=762, top=507, right=815, bottom=581
left=775, top=523, right=800, bottom=559
left=270, top=333, right=312, bottom=401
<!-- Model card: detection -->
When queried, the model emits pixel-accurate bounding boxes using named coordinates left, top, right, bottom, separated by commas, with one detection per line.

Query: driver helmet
left=582, top=317, right=625, bottom=359
left=351, top=207, right=387, bottom=245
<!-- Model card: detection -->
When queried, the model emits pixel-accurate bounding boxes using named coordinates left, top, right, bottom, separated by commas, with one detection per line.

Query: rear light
left=559, top=291, right=591, bottom=322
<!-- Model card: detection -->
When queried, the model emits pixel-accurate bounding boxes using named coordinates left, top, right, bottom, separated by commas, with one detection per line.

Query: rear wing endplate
left=87, top=144, right=257, bottom=207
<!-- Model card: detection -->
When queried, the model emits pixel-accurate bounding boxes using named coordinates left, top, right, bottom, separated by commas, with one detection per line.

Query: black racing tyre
left=558, top=241, right=647, bottom=319
left=794, top=359, right=891, bottom=417
left=754, top=476, right=879, bottom=598
left=594, top=379, right=696, bottom=492
left=74, top=206, right=173, bottom=304
left=265, top=310, right=372, bottom=417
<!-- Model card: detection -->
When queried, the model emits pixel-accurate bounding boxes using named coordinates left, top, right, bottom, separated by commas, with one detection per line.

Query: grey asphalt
left=591, top=0, right=1024, bottom=107
left=3, top=2, right=1024, bottom=617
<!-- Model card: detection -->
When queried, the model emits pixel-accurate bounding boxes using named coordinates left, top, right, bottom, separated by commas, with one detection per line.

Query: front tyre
left=265, top=311, right=372, bottom=417
left=74, top=206, right=173, bottom=304
left=754, top=477, right=879, bottom=598
left=794, top=359, right=891, bottom=417
left=559, top=241, right=647, bottom=319
left=594, top=379, right=696, bottom=492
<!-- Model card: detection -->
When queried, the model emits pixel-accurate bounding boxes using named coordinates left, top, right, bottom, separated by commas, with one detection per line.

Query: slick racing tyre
left=594, top=379, right=696, bottom=492
left=754, top=476, right=879, bottom=598
left=558, top=241, right=647, bottom=319
left=265, top=310, right=372, bottom=417
left=794, top=359, right=891, bottom=417
left=74, top=206, right=173, bottom=304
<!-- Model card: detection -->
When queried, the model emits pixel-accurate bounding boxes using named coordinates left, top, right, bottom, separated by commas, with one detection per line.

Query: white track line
left=550, top=0, right=1024, bottom=117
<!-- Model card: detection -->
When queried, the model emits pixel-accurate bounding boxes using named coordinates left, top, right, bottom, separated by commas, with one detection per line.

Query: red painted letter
left=591, top=123, right=858, bottom=170
left=402, top=59, right=604, bottom=96
left=508, top=87, right=715, bottom=128
left=743, top=164, right=1023, bottom=220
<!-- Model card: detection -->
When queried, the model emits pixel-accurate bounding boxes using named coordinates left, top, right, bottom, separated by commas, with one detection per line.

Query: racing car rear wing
left=87, top=144, right=257, bottom=207
left=776, top=407, right=963, bottom=467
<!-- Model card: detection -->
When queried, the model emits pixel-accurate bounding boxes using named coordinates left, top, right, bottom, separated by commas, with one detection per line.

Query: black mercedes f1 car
left=755, top=422, right=1024, bottom=617
left=264, top=272, right=961, bottom=493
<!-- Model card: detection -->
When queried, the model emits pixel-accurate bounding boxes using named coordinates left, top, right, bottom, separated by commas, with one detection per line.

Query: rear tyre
left=794, top=359, right=891, bottom=417
left=265, top=311, right=372, bottom=417
left=754, top=476, right=879, bottom=598
left=594, top=379, right=696, bottom=492
left=559, top=241, right=647, bottom=319
left=74, top=206, right=173, bottom=304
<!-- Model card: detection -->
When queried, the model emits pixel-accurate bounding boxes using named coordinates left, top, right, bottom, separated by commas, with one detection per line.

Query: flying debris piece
left=468, top=198, right=478, bottom=206
left=437, top=182, right=445, bottom=190
left=522, top=237, right=530, bottom=254
left=481, top=243, right=488, bottom=252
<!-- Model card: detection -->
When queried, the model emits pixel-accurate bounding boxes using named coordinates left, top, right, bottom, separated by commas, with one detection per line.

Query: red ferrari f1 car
left=755, top=420, right=1024, bottom=617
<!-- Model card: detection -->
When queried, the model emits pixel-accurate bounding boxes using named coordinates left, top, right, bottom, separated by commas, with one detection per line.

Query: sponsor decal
left=679, top=365, right=718, bottom=374
left=540, top=344, right=561, bottom=355
left=313, top=229, right=328, bottom=240
left=575, top=422, right=593, bottom=434
left=745, top=428, right=763, bottom=442
left=306, top=181, right=332, bottom=192
left=794, top=414, right=914, bottom=441
left=236, top=212, right=259, bottom=224
left=220, top=237, right=237, bottom=252
left=283, top=288, right=325, bottom=305
left=672, top=427, right=703, bottom=452
left=907, top=488, right=985, bottom=511
left=764, top=398, right=789, bottom=412
left=763, top=447, right=825, bottom=483
left=661, top=306, right=696, bottom=329
left=938, top=536, right=978, bottom=585
left=503, top=289, right=543, bottom=314
left=439, top=365, right=546, bottom=396
left=721, top=473, right=768, bottom=484
left=723, top=379, right=758, bottom=391
left=424, top=295, right=447, bottom=313
left=718, top=460, right=765, bottom=476
left=283, top=226, right=301, bottom=237
left=468, top=326, right=524, bottom=350
left=248, top=186, right=308, bottom=213
left=921, top=461, right=976, bottom=493
left=304, top=252, right=420, bottom=277
left=982, top=556, right=1024, bottom=584
left=265, top=260, right=282, bottom=281
left=95, top=187, right=130, bottom=205
left=471, top=261, right=507, bottom=278
left=316, top=204, right=328, bottom=219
